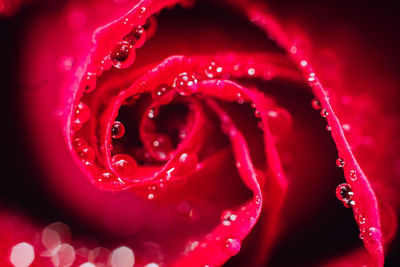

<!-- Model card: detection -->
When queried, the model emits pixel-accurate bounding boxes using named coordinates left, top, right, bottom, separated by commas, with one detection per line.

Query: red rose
left=1, top=0, right=399, bottom=266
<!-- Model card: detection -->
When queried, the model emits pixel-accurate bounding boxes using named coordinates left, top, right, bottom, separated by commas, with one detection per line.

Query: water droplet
left=311, top=98, right=321, bottom=110
left=349, top=170, right=357, bottom=181
left=300, top=60, right=308, bottom=67
left=236, top=92, right=244, bottom=104
left=221, top=210, right=237, bottom=226
left=308, top=72, right=316, bottom=82
left=97, top=171, right=117, bottom=183
left=320, top=108, right=329, bottom=117
left=173, top=72, right=198, bottom=96
left=205, top=61, right=223, bottom=78
left=111, top=121, right=125, bottom=139
left=254, top=110, right=261, bottom=118
left=144, top=263, right=159, bottom=267
left=123, top=26, right=146, bottom=48
left=151, top=135, right=172, bottom=160
left=111, top=154, right=137, bottom=178
left=326, top=125, right=331, bottom=131
left=290, top=46, right=297, bottom=54
left=99, top=56, right=112, bottom=73
left=336, top=183, right=354, bottom=208
left=110, top=41, right=136, bottom=69
left=152, top=84, right=173, bottom=104
left=76, top=144, right=95, bottom=165
left=83, top=72, right=96, bottom=93
left=221, top=237, right=241, bottom=256
left=74, top=102, right=91, bottom=124
left=336, top=158, right=345, bottom=167
left=357, top=214, right=365, bottom=224
left=247, top=68, right=255, bottom=76
left=147, top=108, right=159, bottom=119
left=147, top=193, right=155, bottom=200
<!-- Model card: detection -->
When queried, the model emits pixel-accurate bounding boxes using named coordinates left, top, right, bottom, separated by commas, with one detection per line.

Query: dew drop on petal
left=111, top=121, right=125, bottom=139
left=76, top=145, right=95, bottom=165
left=221, top=237, right=241, bottom=256
left=97, top=172, right=117, bottom=183
left=152, top=84, right=173, bottom=103
left=147, top=108, right=159, bottom=119
left=320, top=108, right=329, bottom=117
left=205, top=61, right=223, bottom=78
left=10, top=242, right=35, bottom=267
left=83, top=72, right=96, bottom=93
left=236, top=92, right=244, bottom=104
left=144, top=263, right=159, bottom=267
left=173, top=72, right=198, bottom=96
left=110, top=246, right=135, bottom=267
left=247, top=68, right=255, bottom=76
left=311, top=98, right=321, bottom=110
left=336, top=183, right=354, bottom=207
left=336, top=158, right=345, bottom=167
left=357, top=214, right=366, bottom=224
left=221, top=210, right=237, bottom=226
left=123, top=26, right=146, bottom=48
left=349, top=170, right=357, bottom=181
left=111, top=154, right=138, bottom=178
left=326, top=125, right=331, bottom=131
left=110, top=41, right=136, bottom=69
left=74, top=102, right=91, bottom=124
left=79, top=263, right=96, bottom=267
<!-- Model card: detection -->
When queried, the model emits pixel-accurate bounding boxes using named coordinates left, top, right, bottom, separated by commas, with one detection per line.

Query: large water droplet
left=74, top=102, right=91, bottom=124
left=111, top=121, right=125, bottom=139
left=205, top=61, right=223, bottom=78
left=76, top=144, right=95, bottom=165
left=110, top=41, right=136, bottom=69
left=221, top=237, right=241, bottom=256
left=173, top=72, right=198, bottom=96
left=336, top=183, right=354, bottom=208
left=111, top=154, right=138, bottom=178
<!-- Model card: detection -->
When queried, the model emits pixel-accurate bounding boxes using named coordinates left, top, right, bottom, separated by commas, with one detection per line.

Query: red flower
left=1, top=0, right=399, bottom=266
